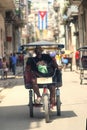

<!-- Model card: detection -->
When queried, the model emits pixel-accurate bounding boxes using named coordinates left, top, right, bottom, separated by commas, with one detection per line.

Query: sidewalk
left=0, top=66, right=23, bottom=77
left=62, top=65, right=80, bottom=74
left=0, top=66, right=23, bottom=92
left=0, top=66, right=24, bottom=103
left=73, top=65, right=80, bottom=74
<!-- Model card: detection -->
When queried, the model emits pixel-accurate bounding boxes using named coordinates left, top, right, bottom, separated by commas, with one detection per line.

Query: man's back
left=11, top=55, right=17, bottom=64
left=75, top=51, right=79, bottom=59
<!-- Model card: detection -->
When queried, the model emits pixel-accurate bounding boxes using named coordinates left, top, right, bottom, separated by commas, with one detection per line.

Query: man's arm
left=46, top=54, right=58, bottom=69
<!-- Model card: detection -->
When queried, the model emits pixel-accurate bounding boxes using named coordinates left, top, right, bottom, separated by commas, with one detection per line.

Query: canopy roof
left=21, top=41, right=64, bottom=47
left=20, top=41, right=64, bottom=52
left=78, top=46, right=87, bottom=51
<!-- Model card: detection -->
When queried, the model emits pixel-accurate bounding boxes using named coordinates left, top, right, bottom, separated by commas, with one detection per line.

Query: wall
left=0, top=14, right=5, bottom=57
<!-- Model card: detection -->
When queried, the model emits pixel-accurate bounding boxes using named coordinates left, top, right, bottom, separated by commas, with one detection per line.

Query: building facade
left=0, top=0, right=15, bottom=57
left=63, top=0, right=87, bottom=51
left=0, top=0, right=29, bottom=57
left=62, top=0, right=87, bottom=65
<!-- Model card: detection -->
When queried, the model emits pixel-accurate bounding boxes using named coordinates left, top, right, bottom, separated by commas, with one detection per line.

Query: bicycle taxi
left=19, top=41, right=64, bottom=123
left=78, top=46, right=87, bottom=84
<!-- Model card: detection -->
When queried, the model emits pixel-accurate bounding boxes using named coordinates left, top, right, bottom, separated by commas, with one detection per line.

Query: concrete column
left=65, top=25, right=68, bottom=49
left=0, top=14, right=5, bottom=57
left=78, top=5, right=84, bottom=47
left=6, top=23, right=13, bottom=54
left=86, top=9, right=87, bottom=44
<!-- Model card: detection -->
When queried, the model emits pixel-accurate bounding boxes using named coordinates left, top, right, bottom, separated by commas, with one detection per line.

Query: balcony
left=67, top=5, right=78, bottom=18
left=15, top=8, right=27, bottom=27
left=82, top=0, right=87, bottom=8
left=69, top=0, right=81, bottom=6
left=3, top=0, right=28, bottom=28
left=0, top=0, right=16, bottom=10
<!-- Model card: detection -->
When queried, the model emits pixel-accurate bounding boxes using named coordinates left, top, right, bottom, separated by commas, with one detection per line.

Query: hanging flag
left=38, top=11, right=48, bottom=30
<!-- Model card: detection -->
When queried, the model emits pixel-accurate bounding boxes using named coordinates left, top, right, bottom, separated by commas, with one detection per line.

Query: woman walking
left=2, top=57, right=8, bottom=79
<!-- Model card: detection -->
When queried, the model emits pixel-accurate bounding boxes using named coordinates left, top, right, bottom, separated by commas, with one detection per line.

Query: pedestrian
left=0, top=57, right=3, bottom=79
left=0, top=57, right=2, bottom=69
left=19, top=53, right=24, bottom=66
left=61, top=54, right=68, bottom=71
left=2, top=57, right=9, bottom=79
left=9, top=53, right=12, bottom=71
left=75, top=50, right=80, bottom=70
left=11, top=53, right=17, bottom=76
left=55, top=52, right=62, bottom=66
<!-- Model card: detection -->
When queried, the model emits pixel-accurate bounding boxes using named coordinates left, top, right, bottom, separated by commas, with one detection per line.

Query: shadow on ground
left=0, top=76, right=24, bottom=89
left=0, top=105, right=77, bottom=130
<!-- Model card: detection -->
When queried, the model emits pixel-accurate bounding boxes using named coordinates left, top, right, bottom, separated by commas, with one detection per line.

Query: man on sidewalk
left=11, top=53, right=17, bottom=76
left=75, top=50, right=80, bottom=70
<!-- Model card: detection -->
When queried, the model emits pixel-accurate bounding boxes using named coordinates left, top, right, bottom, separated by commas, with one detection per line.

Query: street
left=0, top=67, right=87, bottom=130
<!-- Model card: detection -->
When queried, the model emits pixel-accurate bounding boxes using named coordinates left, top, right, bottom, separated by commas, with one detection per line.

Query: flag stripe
left=38, top=11, right=48, bottom=30
left=45, top=13, right=47, bottom=30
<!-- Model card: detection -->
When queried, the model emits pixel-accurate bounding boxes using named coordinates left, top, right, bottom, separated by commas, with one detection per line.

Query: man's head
left=34, top=46, right=43, bottom=56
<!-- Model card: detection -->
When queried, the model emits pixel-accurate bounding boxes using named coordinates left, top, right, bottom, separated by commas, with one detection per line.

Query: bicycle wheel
left=70, top=64, right=72, bottom=71
left=43, top=94, right=50, bottom=123
left=80, top=79, right=83, bottom=85
left=56, top=88, right=61, bottom=116
left=29, top=90, right=33, bottom=117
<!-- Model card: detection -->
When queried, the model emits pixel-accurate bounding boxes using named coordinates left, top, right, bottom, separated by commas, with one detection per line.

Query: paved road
left=0, top=68, right=87, bottom=130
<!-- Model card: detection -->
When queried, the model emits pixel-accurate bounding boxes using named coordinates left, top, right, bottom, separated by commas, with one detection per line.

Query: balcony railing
left=67, top=5, right=78, bottom=18
left=0, top=0, right=16, bottom=10
left=13, top=1, right=27, bottom=27
left=69, top=0, right=81, bottom=5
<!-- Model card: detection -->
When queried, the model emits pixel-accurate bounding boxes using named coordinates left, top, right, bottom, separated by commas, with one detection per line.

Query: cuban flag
left=38, top=11, right=48, bottom=30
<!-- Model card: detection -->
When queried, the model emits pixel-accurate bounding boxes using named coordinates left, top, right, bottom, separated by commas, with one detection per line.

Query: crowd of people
left=0, top=52, right=23, bottom=79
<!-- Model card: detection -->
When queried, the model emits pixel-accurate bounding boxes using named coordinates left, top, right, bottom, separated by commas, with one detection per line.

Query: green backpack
left=37, top=65, right=48, bottom=74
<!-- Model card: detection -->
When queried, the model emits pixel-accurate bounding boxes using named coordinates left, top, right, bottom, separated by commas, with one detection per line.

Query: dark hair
left=3, top=57, right=6, bottom=61
left=13, top=53, right=16, bottom=56
left=34, top=46, right=43, bottom=53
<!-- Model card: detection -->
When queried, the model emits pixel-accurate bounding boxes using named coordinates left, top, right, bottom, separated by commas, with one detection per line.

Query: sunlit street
left=0, top=67, right=87, bottom=130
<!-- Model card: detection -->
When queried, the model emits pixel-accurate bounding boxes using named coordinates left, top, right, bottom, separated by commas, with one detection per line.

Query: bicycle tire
left=56, top=89, right=61, bottom=116
left=29, top=90, right=33, bottom=117
left=80, top=79, right=83, bottom=85
left=43, top=95, right=50, bottom=123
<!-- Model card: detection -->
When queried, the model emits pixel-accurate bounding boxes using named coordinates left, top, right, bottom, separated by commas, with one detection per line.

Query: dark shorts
left=76, top=59, right=79, bottom=66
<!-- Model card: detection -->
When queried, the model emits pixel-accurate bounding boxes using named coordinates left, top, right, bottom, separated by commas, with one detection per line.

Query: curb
left=0, top=87, right=4, bottom=92
left=74, top=70, right=80, bottom=74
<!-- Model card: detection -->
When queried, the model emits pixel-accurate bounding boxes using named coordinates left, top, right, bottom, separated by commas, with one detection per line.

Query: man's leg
left=32, top=78, right=40, bottom=97
left=12, top=64, right=15, bottom=75
left=49, top=85, right=55, bottom=106
left=76, top=59, right=78, bottom=70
